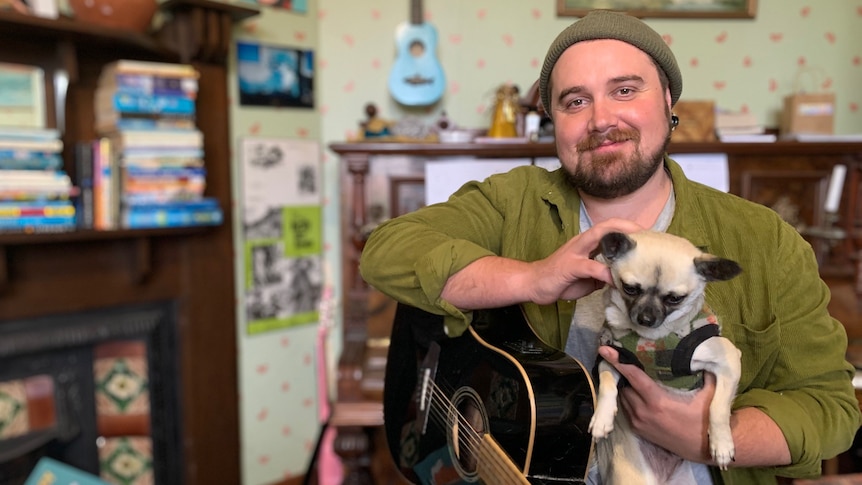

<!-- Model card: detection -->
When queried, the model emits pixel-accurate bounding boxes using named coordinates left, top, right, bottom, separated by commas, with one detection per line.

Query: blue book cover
left=125, top=198, right=219, bottom=211
left=102, top=93, right=196, bottom=115
left=24, top=457, right=110, bottom=485
left=123, top=166, right=207, bottom=178
left=0, top=153, right=63, bottom=170
left=123, top=202, right=222, bottom=229
left=0, top=215, right=76, bottom=227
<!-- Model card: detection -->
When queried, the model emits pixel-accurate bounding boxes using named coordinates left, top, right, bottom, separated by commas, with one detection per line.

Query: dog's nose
left=637, top=310, right=662, bottom=328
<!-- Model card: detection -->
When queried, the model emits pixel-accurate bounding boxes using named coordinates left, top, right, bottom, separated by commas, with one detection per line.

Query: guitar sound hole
left=447, top=387, right=489, bottom=482
left=409, top=40, right=426, bottom=58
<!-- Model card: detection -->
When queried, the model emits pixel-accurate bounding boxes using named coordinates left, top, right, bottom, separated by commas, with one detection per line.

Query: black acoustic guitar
left=384, top=304, right=596, bottom=484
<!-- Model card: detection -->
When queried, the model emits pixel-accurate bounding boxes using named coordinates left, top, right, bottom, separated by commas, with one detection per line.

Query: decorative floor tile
left=0, top=379, right=27, bottom=439
left=98, top=436, right=154, bottom=485
left=94, top=355, right=149, bottom=416
left=0, top=374, right=56, bottom=441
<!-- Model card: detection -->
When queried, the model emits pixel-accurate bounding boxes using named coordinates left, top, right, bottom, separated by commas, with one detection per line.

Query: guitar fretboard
left=410, top=0, right=423, bottom=25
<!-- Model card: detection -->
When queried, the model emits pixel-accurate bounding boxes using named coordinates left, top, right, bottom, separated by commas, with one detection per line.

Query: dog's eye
left=621, top=283, right=641, bottom=296
left=664, top=294, right=685, bottom=306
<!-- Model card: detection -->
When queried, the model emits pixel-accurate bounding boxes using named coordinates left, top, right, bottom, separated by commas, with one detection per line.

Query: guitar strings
left=423, top=380, right=526, bottom=482
left=424, top=381, right=483, bottom=453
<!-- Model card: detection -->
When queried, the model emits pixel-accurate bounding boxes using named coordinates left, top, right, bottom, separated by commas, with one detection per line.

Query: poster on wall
left=241, top=137, right=322, bottom=335
left=236, top=41, right=314, bottom=108
left=238, top=0, right=307, bottom=14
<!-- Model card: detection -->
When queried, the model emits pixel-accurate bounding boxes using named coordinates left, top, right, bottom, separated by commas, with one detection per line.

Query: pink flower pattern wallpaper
left=229, top=1, right=862, bottom=483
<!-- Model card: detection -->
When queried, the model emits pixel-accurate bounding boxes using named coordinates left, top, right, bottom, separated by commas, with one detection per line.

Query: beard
left=564, top=122, right=671, bottom=199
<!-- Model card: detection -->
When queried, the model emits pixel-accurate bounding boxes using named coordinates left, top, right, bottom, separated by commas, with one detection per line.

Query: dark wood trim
left=0, top=2, right=259, bottom=483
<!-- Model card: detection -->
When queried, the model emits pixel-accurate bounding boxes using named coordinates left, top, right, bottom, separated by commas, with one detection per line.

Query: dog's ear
left=694, top=255, right=742, bottom=281
left=600, top=232, right=635, bottom=262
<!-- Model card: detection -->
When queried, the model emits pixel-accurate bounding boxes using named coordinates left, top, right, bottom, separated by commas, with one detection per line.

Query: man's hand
left=526, top=218, right=643, bottom=304
left=441, top=218, right=642, bottom=310
left=598, top=345, right=715, bottom=462
left=597, top=346, right=792, bottom=467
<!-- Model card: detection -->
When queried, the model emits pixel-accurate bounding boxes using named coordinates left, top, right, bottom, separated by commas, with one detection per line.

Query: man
left=360, top=9, right=861, bottom=483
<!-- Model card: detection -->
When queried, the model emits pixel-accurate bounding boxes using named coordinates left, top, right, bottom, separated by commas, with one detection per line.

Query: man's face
left=549, top=39, right=673, bottom=199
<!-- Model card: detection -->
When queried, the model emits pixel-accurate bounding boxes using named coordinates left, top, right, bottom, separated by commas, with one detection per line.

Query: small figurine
left=360, top=103, right=392, bottom=139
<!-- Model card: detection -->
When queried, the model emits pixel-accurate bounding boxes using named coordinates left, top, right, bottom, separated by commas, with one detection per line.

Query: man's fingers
left=597, top=345, right=656, bottom=391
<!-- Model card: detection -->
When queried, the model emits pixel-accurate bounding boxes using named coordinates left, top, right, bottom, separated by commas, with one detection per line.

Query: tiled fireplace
left=0, top=302, right=182, bottom=484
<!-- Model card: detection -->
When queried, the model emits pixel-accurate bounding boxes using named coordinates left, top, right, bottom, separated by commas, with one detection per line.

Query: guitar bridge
left=415, top=341, right=441, bottom=435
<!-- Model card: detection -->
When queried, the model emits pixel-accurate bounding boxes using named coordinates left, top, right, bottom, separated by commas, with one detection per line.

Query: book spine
left=104, top=93, right=196, bottom=115
left=122, top=204, right=222, bottom=229
left=93, top=137, right=117, bottom=230
left=123, top=166, right=206, bottom=177
left=0, top=200, right=75, bottom=217
left=0, top=215, right=76, bottom=228
left=0, top=154, right=63, bottom=170
left=75, top=141, right=94, bottom=229
left=105, top=60, right=199, bottom=79
left=0, top=139, right=63, bottom=152
left=108, top=73, right=198, bottom=98
left=111, top=117, right=197, bottom=132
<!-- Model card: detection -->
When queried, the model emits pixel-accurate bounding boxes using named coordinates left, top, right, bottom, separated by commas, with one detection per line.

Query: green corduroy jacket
left=360, top=157, right=862, bottom=484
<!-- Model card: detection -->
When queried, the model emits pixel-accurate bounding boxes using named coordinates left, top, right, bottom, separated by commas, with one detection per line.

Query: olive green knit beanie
left=539, top=10, right=682, bottom=113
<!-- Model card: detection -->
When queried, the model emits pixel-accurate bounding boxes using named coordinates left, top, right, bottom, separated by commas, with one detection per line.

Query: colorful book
left=0, top=152, right=63, bottom=170
left=0, top=138, right=63, bottom=152
left=0, top=200, right=76, bottom=218
left=122, top=199, right=222, bottom=229
left=24, top=457, right=110, bottom=485
left=0, top=62, right=45, bottom=128
left=0, top=214, right=76, bottom=229
left=109, top=129, right=203, bottom=150
left=96, top=92, right=196, bottom=116
left=102, top=115, right=197, bottom=133
left=75, top=140, right=94, bottom=228
left=93, top=137, right=117, bottom=230
left=0, top=126, right=60, bottom=140
left=101, top=72, right=199, bottom=98
left=100, top=60, right=199, bottom=79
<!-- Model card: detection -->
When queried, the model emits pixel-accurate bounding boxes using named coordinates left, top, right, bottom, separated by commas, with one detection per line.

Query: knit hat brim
left=539, top=10, right=682, bottom=114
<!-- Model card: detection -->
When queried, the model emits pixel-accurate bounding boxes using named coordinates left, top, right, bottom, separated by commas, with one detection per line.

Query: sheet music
left=425, top=158, right=530, bottom=205
left=668, top=153, right=729, bottom=193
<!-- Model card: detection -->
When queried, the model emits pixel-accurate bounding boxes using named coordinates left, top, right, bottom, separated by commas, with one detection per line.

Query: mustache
left=577, top=128, right=640, bottom=152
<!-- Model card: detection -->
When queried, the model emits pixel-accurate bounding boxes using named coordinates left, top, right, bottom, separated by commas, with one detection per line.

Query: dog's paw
left=709, top=427, right=736, bottom=470
left=588, top=407, right=617, bottom=439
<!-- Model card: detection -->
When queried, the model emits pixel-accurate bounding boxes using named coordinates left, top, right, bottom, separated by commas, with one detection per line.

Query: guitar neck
left=476, top=434, right=531, bottom=484
left=410, top=0, right=423, bottom=25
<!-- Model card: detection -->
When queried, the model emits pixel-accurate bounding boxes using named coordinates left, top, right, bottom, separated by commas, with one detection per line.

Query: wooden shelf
left=0, top=2, right=258, bottom=481
left=0, top=225, right=212, bottom=247
left=0, top=10, right=176, bottom=59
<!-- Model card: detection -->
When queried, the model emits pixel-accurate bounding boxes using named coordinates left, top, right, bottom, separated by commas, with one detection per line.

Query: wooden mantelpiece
left=329, top=139, right=862, bottom=484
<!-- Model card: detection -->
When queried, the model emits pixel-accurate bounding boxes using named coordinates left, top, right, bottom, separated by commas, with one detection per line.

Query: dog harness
left=604, top=304, right=720, bottom=390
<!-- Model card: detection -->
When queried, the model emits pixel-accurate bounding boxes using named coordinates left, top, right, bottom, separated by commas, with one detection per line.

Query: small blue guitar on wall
left=388, top=0, right=446, bottom=106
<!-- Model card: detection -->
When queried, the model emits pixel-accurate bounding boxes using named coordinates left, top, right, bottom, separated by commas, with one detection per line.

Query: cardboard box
left=671, top=100, right=717, bottom=142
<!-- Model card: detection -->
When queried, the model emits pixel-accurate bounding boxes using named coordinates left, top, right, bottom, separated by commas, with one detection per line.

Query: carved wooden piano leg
left=334, top=426, right=373, bottom=485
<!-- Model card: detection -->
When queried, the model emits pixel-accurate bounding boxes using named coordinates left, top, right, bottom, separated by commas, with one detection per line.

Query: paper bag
left=780, top=92, right=835, bottom=136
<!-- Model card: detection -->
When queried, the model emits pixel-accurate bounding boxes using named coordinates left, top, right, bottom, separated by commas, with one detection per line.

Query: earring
left=671, top=114, right=679, bottom=130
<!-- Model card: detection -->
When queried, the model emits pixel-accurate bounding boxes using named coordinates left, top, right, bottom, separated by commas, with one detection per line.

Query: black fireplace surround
left=0, top=301, right=182, bottom=485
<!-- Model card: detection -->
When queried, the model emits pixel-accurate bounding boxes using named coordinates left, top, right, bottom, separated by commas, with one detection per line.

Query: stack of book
left=0, top=61, right=75, bottom=233
left=91, top=59, right=222, bottom=229
left=715, top=110, right=776, bottom=143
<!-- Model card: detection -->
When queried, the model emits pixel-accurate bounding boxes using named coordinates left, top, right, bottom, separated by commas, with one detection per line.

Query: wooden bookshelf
left=0, top=2, right=258, bottom=483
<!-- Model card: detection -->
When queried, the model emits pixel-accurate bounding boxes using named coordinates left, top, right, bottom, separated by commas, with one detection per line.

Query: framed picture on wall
left=557, top=0, right=757, bottom=19
left=389, top=176, right=426, bottom=218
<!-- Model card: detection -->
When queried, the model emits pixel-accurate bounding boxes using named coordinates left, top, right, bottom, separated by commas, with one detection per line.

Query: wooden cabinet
left=329, top=139, right=862, bottom=483
left=0, top=2, right=257, bottom=483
